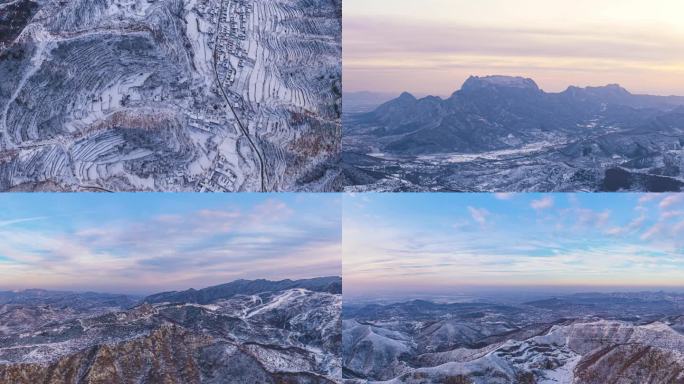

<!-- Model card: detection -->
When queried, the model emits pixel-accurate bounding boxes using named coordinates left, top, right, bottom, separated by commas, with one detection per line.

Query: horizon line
left=344, top=283, right=684, bottom=295
left=0, top=275, right=342, bottom=296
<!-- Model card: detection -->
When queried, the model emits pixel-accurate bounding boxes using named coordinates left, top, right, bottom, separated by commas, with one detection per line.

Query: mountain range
left=0, top=277, right=342, bottom=383
left=144, top=276, right=342, bottom=305
left=342, top=76, right=684, bottom=192
left=343, top=291, right=684, bottom=383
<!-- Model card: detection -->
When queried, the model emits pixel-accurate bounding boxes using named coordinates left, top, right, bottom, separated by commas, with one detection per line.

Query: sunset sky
left=0, top=194, right=341, bottom=294
left=344, top=193, right=684, bottom=298
left=344, top=0, right=684, bottom=96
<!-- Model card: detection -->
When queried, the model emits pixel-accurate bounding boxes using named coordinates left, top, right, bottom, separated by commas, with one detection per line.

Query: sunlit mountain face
left=0, top=278, right=342, bottom=384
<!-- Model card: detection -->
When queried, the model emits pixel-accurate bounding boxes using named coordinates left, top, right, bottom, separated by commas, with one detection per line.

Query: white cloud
left=661, top=210, right=684, bottom=220
left=641, top=224, right=663, bottom=240
left=638, top=194, right=660, bottom=205
left=0, top=216, right=49, bottom=227
left=607, top=212, right=646, bottom=236
left=468, top=206, right=490, bottom=226
left=674, top=221, right=684, bottom=235
left=606, top=227, right=624, bottom=235
left=660, top=195, right=684, bottom=210
left=530, top=196, right=554, bottom=210
left=494, top=193, right=515, bottom=200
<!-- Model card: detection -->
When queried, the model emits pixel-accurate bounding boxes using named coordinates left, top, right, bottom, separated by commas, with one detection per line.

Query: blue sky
left=344, top=193, right=684, bottom=297
left=0, top=194, right=341, bottom=294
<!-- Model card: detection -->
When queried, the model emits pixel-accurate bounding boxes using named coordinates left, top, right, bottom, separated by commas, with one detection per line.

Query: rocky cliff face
left=2, top=325, right=339, bottom=384
left=575, top=342, right=684, bottom=384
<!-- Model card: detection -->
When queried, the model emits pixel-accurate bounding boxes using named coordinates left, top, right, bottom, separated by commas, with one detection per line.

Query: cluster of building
left=184, top=0, right=258, bottom=191
left=204, top=0, right=252, bottom=88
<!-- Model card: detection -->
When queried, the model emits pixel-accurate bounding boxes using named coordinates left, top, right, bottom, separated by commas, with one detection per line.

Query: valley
left=342, top=76, right=684, bottom=192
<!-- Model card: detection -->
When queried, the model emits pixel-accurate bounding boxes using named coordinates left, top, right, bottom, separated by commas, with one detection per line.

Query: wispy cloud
left=468, top=206, right=490, bottom=226
left=494, top=193, right=515, bottom=200
left=344, top=193, right=684, bottom=296
left=344, top=0, right=684, bottom=95
left=660, top=195, right=684, bottom=209
left=531, top=196, right=554, bottom=210
left=0, top=216, right=49, bottom=227
left=0, top=195, right=341, bottom=294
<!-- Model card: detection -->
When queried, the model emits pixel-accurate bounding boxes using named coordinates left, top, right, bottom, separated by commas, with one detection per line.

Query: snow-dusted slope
left=0, top=278, right=342, bottom=383
left=343, top=293, right=684, bottom=383
left=0, top=0, right=341, bottom=191
left=343, top=76, right=684, bottom=192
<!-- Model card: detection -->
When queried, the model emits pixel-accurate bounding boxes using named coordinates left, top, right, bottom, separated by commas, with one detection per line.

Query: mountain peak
left=587, top=83, right=631, bottom=95
left=461, top=75, right=540, bottom=92
left=565, top=83, right=631, bottom=97
left=398, top=91, right=417, bottom=101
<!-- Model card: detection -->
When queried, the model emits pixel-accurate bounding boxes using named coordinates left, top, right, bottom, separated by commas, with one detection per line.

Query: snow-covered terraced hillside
left=0, top=0, right=341, bottom=191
